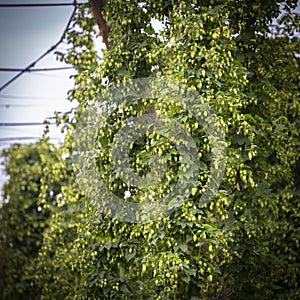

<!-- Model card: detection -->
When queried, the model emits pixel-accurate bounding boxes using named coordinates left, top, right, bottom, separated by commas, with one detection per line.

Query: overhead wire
left=28, top=72, right=72, bottom=79
left=0, top=104, right=35, bottom=107
left=0, top=137, right=62, bottom=142
left=0, top=94, right=65, bottom=100
left=0, top=1, right=81, bottom=147
left=0, top=122, right=56, bottom=126
left=0, top=1, right=79, bottom=92
left=0, top=67, right=73, bottom=72
left=0, top=103, right=71, bottom=107
left=0, top=2, right=85, bottom=8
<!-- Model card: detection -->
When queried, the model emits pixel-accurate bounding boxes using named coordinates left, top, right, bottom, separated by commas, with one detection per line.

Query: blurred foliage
left=0, top=141, right=66, bottom=299
left=0, top=0, right=299, bottom=299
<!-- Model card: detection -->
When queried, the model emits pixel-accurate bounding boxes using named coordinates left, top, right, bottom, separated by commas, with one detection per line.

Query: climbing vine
left=1, top=1, right=299, bottom=299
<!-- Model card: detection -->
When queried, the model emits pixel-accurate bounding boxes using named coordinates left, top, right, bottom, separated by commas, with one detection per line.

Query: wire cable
left=0, top=67, right=73, bottom=72
left=0, top=137, right=62, bottom=142
left=0, top=104, right=36, bottom=107
left=0, top=2, right=84, bottom=8
left=0, top=1, right=78, bottom=92
left=0, top=94, right=64, bottom=100
left=0, top=122, right=56, bottom=126
left=0, top=103, right=70, bottom=107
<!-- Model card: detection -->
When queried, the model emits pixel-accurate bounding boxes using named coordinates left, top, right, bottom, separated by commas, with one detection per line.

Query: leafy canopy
left=1, top=1, right=299, bottom=299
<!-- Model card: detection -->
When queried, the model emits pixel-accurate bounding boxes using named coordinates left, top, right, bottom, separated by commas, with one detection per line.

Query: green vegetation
left=0, top=142, right=65, bottom=299
left=0, top=1, right=299, bottom=299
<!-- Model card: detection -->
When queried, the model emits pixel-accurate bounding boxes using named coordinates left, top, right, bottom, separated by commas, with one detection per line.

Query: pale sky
left=0, top=0, right=86, bottom=201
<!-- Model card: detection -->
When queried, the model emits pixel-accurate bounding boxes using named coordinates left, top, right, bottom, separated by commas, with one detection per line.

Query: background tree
left=0, top=141, right=65, bottom=300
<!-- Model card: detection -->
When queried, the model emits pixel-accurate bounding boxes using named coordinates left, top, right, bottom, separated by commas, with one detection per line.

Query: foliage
left=32, top=145, right=84, bottom=299
left=1, top=1, right=299, bottom=299
left=0, top=141, right=64, bottom=300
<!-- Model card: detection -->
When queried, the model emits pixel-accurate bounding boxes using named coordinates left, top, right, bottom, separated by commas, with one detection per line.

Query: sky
left=0, top=0, right=91, bottom=202
left=0, top=0, right=77, bottom=135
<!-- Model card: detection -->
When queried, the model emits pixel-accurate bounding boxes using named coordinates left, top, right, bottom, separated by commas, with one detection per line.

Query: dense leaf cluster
left=0, top=0, right=299, bottom=299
